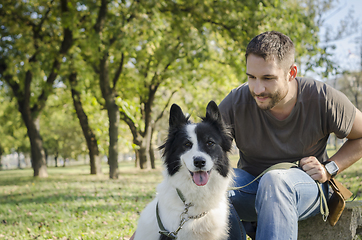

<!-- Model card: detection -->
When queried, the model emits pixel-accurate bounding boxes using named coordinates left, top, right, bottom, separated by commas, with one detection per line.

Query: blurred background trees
left=0, top=0, right=360, bottom=178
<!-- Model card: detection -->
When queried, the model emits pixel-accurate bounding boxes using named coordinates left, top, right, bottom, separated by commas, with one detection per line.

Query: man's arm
left=301, top=108, right=362, bottom=183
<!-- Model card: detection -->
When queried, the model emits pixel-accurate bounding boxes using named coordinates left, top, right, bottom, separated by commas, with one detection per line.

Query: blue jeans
left=227, top=167, right=328, bottom=240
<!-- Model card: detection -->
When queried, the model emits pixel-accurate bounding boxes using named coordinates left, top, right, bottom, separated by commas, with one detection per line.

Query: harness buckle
left=159, top=230, right=177, bottom=239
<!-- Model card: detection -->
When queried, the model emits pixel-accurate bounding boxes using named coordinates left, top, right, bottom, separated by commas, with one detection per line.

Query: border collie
left=133, top=101, right=233, bottom=240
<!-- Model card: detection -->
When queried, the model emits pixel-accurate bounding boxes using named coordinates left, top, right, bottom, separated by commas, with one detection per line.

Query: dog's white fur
left=134, top=124, right=232, bottom=240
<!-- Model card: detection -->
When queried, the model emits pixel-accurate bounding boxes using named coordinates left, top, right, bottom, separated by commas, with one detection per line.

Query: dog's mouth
left=189, top=170, right=211, bottom=186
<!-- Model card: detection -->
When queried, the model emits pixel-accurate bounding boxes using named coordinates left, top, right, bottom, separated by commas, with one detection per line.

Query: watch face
left=325, top=161, right=339, bottom=176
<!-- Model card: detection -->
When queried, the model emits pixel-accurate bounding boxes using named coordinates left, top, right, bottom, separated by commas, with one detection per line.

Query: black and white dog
left=134, top=101, right=233, bottom=240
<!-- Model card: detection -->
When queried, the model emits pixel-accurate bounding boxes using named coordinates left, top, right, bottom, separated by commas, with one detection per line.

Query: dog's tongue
left=193, top=171, right=209, bottom=186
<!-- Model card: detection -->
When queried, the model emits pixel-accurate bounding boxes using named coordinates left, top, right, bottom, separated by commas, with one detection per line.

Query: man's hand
left=299, top=156, right=330, bottom=183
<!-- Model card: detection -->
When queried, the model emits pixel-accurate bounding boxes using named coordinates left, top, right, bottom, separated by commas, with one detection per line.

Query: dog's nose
left=194, top=157, right=206, bottom=168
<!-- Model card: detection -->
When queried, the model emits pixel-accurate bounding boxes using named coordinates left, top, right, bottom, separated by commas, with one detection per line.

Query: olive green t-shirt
left=219, top=77, right=356, bottom=176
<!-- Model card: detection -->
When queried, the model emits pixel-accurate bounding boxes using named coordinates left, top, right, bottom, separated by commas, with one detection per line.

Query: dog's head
left=160, top=101, right=232, bottom=186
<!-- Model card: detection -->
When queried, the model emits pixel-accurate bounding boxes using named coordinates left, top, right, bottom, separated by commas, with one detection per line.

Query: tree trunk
left=17, top=152, right=21, bottom=169
left=22, top=112, right=48, bottom=177
left=138, top=124, right=153, bottom=169
left=107, top=99, right=120, bottom=178
left=99, top=55, right=120, bottom=179
left=138, top=147, right=150, bottom=169
left=0, top=145, right=3, bottom=170
left=150, top=144, right=155, bottom=169
left=149, top=126, right=156, bottom=169
left=55, top=152, right=58, bottom=167
left=69, top=71, right=102, bottom=175
left=134, top=148, right=139, bottom=168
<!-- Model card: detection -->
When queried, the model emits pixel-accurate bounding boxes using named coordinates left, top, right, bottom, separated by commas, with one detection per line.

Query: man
left=219, top=31, right=362, bottom=239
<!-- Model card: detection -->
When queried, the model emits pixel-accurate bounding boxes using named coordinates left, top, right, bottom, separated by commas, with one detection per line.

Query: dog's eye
left=184, top=141, right=193, bottom=148
left=206, top=141, right=215, bottom=147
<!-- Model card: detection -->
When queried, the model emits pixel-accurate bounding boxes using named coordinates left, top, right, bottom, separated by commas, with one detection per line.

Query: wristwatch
left=322, top=161, right=339, bottom=178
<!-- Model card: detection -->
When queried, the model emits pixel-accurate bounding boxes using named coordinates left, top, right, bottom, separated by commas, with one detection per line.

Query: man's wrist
left=322, top=160, right=339, bottom=178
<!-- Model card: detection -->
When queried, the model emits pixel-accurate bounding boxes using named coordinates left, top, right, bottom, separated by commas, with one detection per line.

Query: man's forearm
left=329, top=137, right=362, bottom=175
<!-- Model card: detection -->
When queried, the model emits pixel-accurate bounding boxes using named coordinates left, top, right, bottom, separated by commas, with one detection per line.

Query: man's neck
left=269, top=79, right=298, bottom=120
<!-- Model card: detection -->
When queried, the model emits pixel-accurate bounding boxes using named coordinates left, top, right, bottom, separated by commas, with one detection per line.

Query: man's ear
left=288, top=64, right=298, bottom=81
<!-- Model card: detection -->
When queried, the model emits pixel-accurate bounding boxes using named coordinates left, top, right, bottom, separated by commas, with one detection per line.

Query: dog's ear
left=205, top=100, right=233, bottom=152
left=169, top=103, right=188, bottom=128
left=205, top=100, right=223, bottom=124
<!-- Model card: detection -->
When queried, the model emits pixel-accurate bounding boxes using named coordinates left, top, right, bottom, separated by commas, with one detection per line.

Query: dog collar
left=156, top=188, right=207, bottom=239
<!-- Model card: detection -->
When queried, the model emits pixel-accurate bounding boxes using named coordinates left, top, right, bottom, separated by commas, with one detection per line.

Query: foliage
left=111, top=0, right=328, bottom=168
left=0, top=88, right=29, bottom=157
left=0, top=0, right=76, bottom=113
left=40, top=86, right=87, bottom=160
left=300, top=0, right=360, bottom=78
left=0, top=0, right=352, bottom=172
left=0, top=0, right=76, bottom=177
left=336, top=70, right=362, bottom=110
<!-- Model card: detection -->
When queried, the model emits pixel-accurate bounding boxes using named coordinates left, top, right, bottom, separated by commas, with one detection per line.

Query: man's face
left=246, top=54, right=290, bottom=111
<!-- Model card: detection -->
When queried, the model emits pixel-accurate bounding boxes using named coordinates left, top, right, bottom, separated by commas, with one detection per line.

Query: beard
left=251, top=89, right=288, bottom=111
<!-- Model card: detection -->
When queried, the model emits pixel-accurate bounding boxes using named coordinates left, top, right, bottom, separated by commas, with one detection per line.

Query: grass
left=0, top=162, right=163, bottom=240
left=0, top=152, right=361, bottom=240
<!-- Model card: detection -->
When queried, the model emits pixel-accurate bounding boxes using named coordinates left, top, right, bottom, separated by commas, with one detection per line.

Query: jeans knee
left=259, top=170, right=292, bottom=190
left=256, top=170, right=294, bottom=209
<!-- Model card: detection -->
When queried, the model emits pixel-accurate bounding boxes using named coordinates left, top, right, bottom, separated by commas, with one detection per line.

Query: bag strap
left=228, top=162, right=329, bottom=221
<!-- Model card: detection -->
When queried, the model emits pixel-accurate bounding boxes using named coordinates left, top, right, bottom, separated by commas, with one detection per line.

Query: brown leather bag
left=327, top=178, right=353, bottom=226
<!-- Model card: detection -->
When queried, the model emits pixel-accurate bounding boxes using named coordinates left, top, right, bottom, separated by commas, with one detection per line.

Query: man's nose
left=253, top=79, right=265, bottom=95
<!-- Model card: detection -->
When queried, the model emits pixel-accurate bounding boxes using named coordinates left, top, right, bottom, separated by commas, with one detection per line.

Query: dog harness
left=156, top=188, right=208, bottom=239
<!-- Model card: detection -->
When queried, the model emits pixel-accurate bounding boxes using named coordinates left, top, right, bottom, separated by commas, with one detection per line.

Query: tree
left=0, top=87, right=30, bottom=169
left=67, top=72, right=102, bottom=174
left=300, top=0, right=360, bottom=78
left=337, top=71, right=362, bottom=110
left=336, top=34, right=362, bottom=110
left=40, top=86, right=88, bottom=168
left=116, top=0, right=328, bottom=169
left=0, top=0, right=341, bottom=174
left=70, top=0, right=145, bottom=178
left=0, top=0, right=75, bottom=177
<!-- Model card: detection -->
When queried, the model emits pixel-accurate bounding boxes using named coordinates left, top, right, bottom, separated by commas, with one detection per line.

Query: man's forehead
left=246, top=54, right=289, bottom=74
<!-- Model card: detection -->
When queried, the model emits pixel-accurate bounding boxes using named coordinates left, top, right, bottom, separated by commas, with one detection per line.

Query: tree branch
left=120, top=111, right=141, bottom=146
left=153, top=90, right=177, bottom=125
left=112, top=53, right=124, bottom=91
left=31, top=0, right=73, bottom=114
left=94, top=0, right=108, bottom=34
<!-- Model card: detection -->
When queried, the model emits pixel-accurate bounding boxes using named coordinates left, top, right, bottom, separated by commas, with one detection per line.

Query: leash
left=228, top=162, right=329, bottom=221
left=156, top=188, right=208, bottom=239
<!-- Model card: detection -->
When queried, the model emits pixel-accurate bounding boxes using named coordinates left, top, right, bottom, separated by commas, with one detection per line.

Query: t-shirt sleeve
left=326, top=86, right=356, bottom=138
left=219, top=91, right=235, bottom=138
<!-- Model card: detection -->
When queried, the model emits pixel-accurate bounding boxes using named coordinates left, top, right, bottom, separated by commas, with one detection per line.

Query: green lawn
left=0, top=162, right=163, bottom=239
left=0, top=152, right=361, bottom=239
